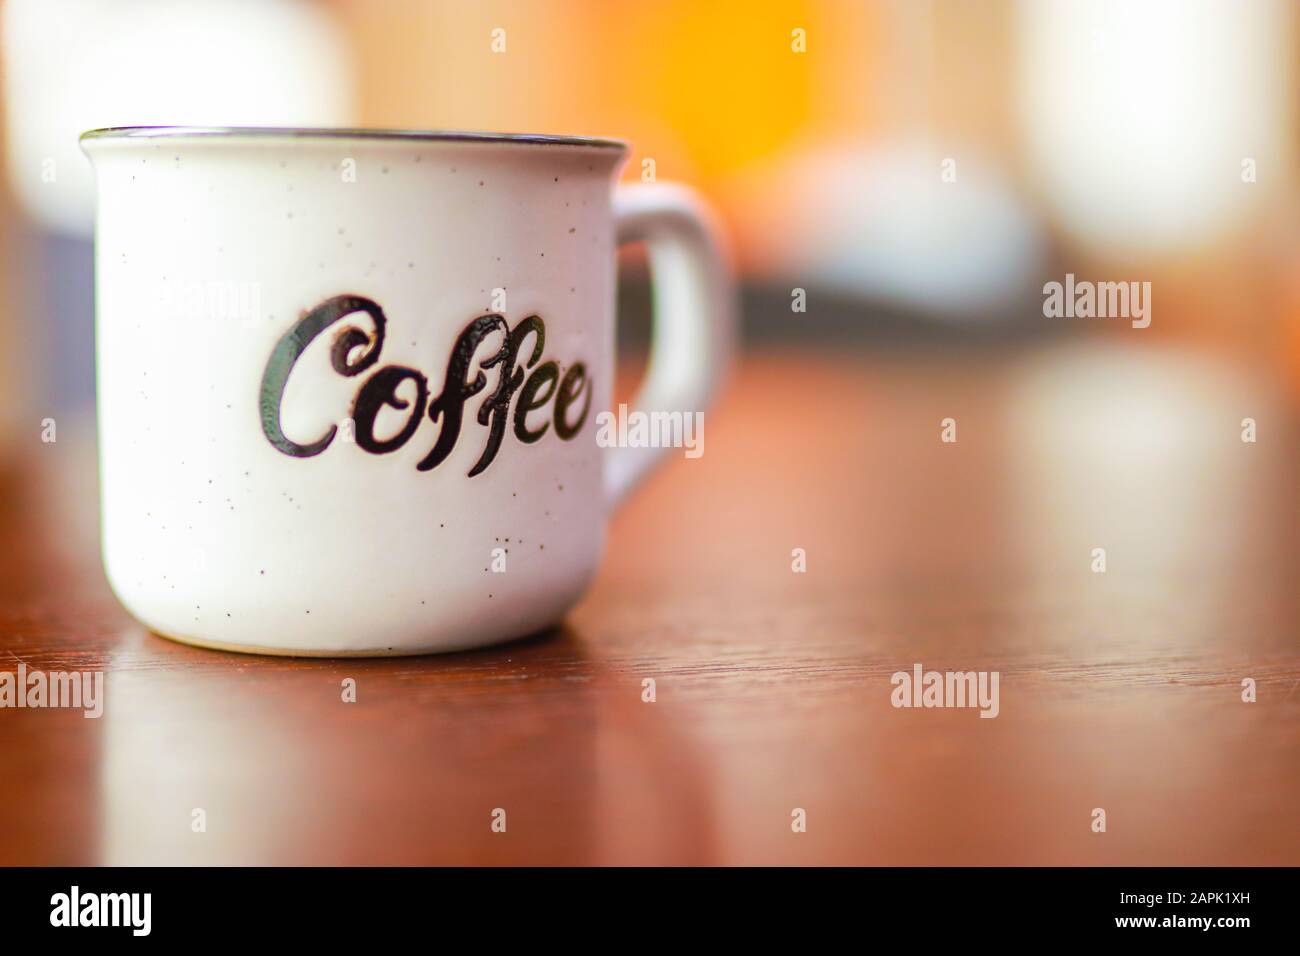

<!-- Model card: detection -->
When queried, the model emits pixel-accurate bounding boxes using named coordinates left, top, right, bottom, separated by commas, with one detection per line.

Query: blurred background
left=2, top=0, right=1299, bottom=426
left=2, top=0, right=1299, bottom=868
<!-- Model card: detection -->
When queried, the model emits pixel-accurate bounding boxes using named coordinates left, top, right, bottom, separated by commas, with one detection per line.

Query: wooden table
left=2, top=344, right=1297, bottom=865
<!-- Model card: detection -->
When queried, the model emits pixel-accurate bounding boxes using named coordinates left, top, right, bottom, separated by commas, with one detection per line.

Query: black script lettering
left=260, top=296, right=591, bottom=477
left=417, top=314, right=509, bottom=473
left=260, top=295, right=387, bottom=457
left=554, top=363, right=592, bottom=440
left=354, top=366, right=429, bottom=454
left=469, top=315, right=545, bottom=475
left=514, top=360, right=559, bottom=443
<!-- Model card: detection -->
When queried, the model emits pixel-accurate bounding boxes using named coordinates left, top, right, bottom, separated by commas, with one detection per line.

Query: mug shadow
left=138, top=615, right=572, bottom=661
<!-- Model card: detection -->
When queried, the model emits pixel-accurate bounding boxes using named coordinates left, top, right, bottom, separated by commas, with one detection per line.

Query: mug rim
left=79, top=125, right=629, bottom=152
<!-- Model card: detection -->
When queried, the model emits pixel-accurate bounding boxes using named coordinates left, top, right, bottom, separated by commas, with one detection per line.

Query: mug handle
left=606, top=183, right=735, bottom=511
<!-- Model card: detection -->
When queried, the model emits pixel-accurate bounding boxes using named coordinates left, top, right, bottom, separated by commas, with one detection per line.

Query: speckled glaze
left=81, top=127, right=732, bottom=656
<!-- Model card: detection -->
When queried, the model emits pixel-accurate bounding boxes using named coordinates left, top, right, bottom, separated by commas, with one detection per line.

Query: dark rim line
left=79, top=126, right=628, bottom=151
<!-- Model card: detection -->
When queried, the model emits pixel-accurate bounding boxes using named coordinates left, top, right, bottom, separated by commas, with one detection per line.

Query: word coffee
left=260, top=295, right=592, bottom=476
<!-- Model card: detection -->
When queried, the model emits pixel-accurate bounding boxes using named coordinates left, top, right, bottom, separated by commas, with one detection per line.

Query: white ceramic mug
left=81, top=127, right=733, bottom=656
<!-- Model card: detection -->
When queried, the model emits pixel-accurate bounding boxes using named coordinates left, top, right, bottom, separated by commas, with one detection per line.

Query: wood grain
left=1, top=346, right=1297, bottom=865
